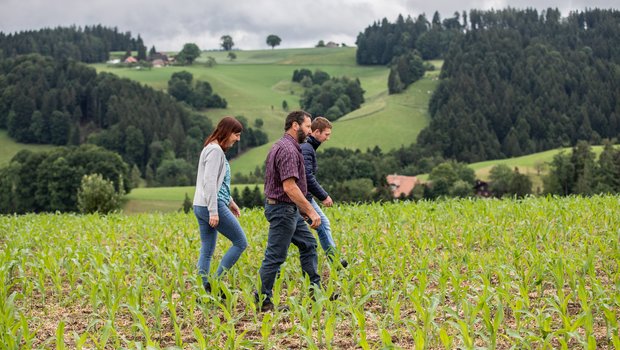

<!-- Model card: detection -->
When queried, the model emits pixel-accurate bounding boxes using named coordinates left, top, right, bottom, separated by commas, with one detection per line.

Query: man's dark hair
left=284, top=110, right=311, bottom=131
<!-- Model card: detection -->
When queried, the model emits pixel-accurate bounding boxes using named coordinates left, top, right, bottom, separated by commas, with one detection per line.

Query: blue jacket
left=301, top=135, right=329, bottom=201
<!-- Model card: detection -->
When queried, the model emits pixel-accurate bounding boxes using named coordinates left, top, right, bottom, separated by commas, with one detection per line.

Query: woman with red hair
left=193, top=116, right=247, bottom=296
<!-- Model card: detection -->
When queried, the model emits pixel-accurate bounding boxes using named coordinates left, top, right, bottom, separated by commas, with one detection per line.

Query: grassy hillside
left=93, top=48, right=438, bottom=176
left=124, top=184, right=264, bottom=214
left=0, top=130, right=56, bottom=166
left=3, top=196, right=619, bottom=348
left=417, top=146, right=606, bottom=191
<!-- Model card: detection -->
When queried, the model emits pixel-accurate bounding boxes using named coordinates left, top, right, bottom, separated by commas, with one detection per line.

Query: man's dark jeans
left=258, top=202, right=320, bottom=301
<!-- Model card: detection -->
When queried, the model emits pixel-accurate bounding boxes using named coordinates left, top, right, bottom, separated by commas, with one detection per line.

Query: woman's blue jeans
left=194, top=201, right=247, bottom=288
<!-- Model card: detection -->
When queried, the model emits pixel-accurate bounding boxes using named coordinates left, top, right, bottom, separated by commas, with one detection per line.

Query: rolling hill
left=93, top=48, right=438, bottom=176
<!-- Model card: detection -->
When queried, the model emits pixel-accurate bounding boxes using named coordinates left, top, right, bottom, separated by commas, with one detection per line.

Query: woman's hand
left=209, top=214, right=219, bottom=227
left=229, top=200, right=241, bottom=217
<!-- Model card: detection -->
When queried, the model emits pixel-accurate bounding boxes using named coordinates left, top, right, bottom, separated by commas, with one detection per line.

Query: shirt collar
left=283, top=133, right=301, bottom=150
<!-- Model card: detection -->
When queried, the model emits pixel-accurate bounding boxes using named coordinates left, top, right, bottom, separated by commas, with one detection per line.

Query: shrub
left=77, top=174, right=124, bottom=214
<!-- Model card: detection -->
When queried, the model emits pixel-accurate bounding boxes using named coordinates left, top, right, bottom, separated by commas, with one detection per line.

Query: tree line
left=232, top=138, right=620, bottom=204
left=0, top=25, right=142, bottom=63
left=544, top=140, right=620, bottom=196
left=355, top=11, right=463, bottom=65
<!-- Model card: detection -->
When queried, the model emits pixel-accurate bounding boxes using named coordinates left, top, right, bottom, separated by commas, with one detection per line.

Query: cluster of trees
left=231, top=186, right=264, bottom=208
left=487, top=165, right=533, bottom=198
left=0, top=145, right=130, bottom=213
left=167, top=71, right=227, bottom=109
left=543, top=140, right=620, bottom=195
left=0, top=25, right=142, bottom=63
left=356, top=11, right=464, bottom=65
left=313, top=147, right=401, bottom=202
left=225, top=116, right=268, bottom=158
left=387, top=51, right=426, bottom=94
left=233, top=165, right=265, bottom=184
left=0, top=53, right=214, bottom=187
left=294, top=69, right=365, bottom=121
left=418, top=8, right=620, bottom=163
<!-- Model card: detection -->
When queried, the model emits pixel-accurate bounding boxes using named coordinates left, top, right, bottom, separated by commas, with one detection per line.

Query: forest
left=0, top=25, right=143, bottom=63
left=357, top=8, right=620, bottom=163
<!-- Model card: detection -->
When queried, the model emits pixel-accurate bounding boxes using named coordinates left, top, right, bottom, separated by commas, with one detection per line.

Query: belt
left=266, top=198, right=294, bottom=205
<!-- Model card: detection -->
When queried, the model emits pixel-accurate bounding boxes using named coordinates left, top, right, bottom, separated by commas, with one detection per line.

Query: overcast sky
left=0, top=0, right=617, bottom=51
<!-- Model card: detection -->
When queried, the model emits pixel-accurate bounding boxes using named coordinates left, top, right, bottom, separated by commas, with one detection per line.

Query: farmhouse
left=151, top=59, right=165, bottom=68
left=386, top=174, right=418, bottom=198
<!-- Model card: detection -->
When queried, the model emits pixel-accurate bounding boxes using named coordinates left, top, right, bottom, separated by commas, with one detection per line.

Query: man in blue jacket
left=301, top=116, right=348, bottom=268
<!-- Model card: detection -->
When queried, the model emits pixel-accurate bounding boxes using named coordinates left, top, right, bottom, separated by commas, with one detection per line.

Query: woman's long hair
left=204, top=116, right=243, bottom=151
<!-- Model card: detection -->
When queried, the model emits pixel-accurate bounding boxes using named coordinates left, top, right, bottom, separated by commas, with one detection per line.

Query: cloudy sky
left=0, top=0, right=617, bottom=51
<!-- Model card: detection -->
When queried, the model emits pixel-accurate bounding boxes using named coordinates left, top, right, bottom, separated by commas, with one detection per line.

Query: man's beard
left=297, top=129, right=307, bottom=143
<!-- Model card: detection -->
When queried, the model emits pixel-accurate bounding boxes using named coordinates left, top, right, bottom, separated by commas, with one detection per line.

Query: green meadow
left=93, top=48, right=438, bottom=176
left=0, top=130, right=56, bottom=167
left=124, top=184, right=264, bottom=214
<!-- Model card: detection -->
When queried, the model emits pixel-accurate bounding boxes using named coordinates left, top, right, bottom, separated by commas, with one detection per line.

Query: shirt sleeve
left=202, top=148, right=225, bottom=214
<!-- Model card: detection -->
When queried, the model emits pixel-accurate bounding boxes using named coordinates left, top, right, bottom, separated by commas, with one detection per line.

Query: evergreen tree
left=388, top=68, right=404, bottom=94
left=251, top=186, right=263, bottom=207
left=508, top=167, right=532, bottom=197
left=136, top=35, right=147, bottom=61
left=241, top=186, right=252, bottom=208
left=571, top=141, right=597, bottom=195
left=181, top=193, right=192, bottom=213
left=544, top=152, right=575, bottom=195
left=594, top=140, right=620, bottom=193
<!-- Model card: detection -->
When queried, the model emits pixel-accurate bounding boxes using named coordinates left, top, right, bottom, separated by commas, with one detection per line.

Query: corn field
left=1, top=195, right=619, bottom=349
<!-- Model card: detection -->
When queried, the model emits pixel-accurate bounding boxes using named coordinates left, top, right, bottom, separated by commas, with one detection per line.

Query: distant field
left=124, top=184, right=264, bottom=213
left=0, top=130, right=56, bottom=166
left=417, top=146, right=606, bottom=191
left=92, top=48, right=434, bottom=176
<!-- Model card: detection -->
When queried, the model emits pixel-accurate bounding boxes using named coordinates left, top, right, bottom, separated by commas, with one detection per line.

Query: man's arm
left=282, top=178, right=321, bottom=229
left=301, top=145, right=329, bottom=201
